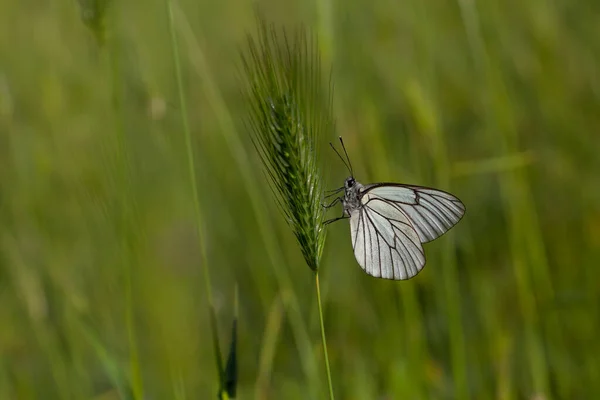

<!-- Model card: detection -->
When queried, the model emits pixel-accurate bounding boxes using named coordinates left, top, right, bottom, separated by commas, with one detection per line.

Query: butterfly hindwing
left=350, top=197, right=425, bottom=280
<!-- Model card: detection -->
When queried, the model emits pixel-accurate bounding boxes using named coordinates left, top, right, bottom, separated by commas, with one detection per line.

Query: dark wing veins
left=361, top=200, right=424, bottom=278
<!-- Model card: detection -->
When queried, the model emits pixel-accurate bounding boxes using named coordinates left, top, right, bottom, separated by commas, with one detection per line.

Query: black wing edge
left=360, top=182, right=466, bottom=213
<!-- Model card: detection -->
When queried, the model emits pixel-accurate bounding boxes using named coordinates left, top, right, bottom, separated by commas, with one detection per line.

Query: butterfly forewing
left=363, top=184, right=466, bottom=243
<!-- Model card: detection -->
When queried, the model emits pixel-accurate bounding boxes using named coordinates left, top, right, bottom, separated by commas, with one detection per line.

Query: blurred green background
left=1, top=0, right=599, bottom=399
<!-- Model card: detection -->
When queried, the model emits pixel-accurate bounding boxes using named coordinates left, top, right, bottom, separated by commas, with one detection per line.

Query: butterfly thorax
left=342, top=177, right=364, bottom=216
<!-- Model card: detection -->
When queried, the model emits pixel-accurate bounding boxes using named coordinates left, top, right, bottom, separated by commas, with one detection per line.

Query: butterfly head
left=344, top=176, right=356, bottom=189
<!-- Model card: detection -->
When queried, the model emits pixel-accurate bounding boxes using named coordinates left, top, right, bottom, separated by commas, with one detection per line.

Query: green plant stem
left=165, top=0, right=223, bottom=388
left=107, top=23, right=144, bottom=400
left=315, top=272, right=334, bottom=400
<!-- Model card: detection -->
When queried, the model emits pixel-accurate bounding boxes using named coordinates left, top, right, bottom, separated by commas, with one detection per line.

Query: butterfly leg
left=324, top=215, right=348, bottom=225
left=325, top=186, right=344, bottom=194
left=324, top=203, right=348, bottom=225
left=322, top=197, right=341, bottom=209
left=324, top=187, right=344, bottom=199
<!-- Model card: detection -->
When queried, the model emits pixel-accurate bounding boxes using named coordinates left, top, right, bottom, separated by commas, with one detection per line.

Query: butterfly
left=324, top=137, right=466, bottom=280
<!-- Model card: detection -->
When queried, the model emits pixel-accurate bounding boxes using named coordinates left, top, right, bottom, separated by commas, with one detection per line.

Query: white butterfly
left=325, top=138, right=466, bottom=280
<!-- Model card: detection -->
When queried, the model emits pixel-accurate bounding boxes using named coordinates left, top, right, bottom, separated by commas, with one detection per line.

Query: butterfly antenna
left=329, top=141, right=352, bottom=175
left=338, top=136, right=354, bottom=176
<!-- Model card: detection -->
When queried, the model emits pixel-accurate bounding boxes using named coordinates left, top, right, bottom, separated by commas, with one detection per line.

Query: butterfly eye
left=346, top=178, right=355, bottom=188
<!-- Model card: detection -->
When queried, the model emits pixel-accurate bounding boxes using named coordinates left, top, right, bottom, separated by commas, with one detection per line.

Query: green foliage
left=77, top=0, right=111, bottom=45
left=219, top=288, right=238, bottom=399
left=1, top=0, right=599, bottom=399
left=240, top=19, right=331, bottom=271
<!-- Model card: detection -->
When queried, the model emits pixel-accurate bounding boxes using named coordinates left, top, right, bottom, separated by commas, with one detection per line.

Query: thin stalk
left=173, top=11, right=321, bottom=395
left=165, top=0, right=224, bottom=389
left=79, top=2, right=142, bottom=396
left=315, top=272, right=334, bottom=400
left=107, top=25, right=144, bottom=400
